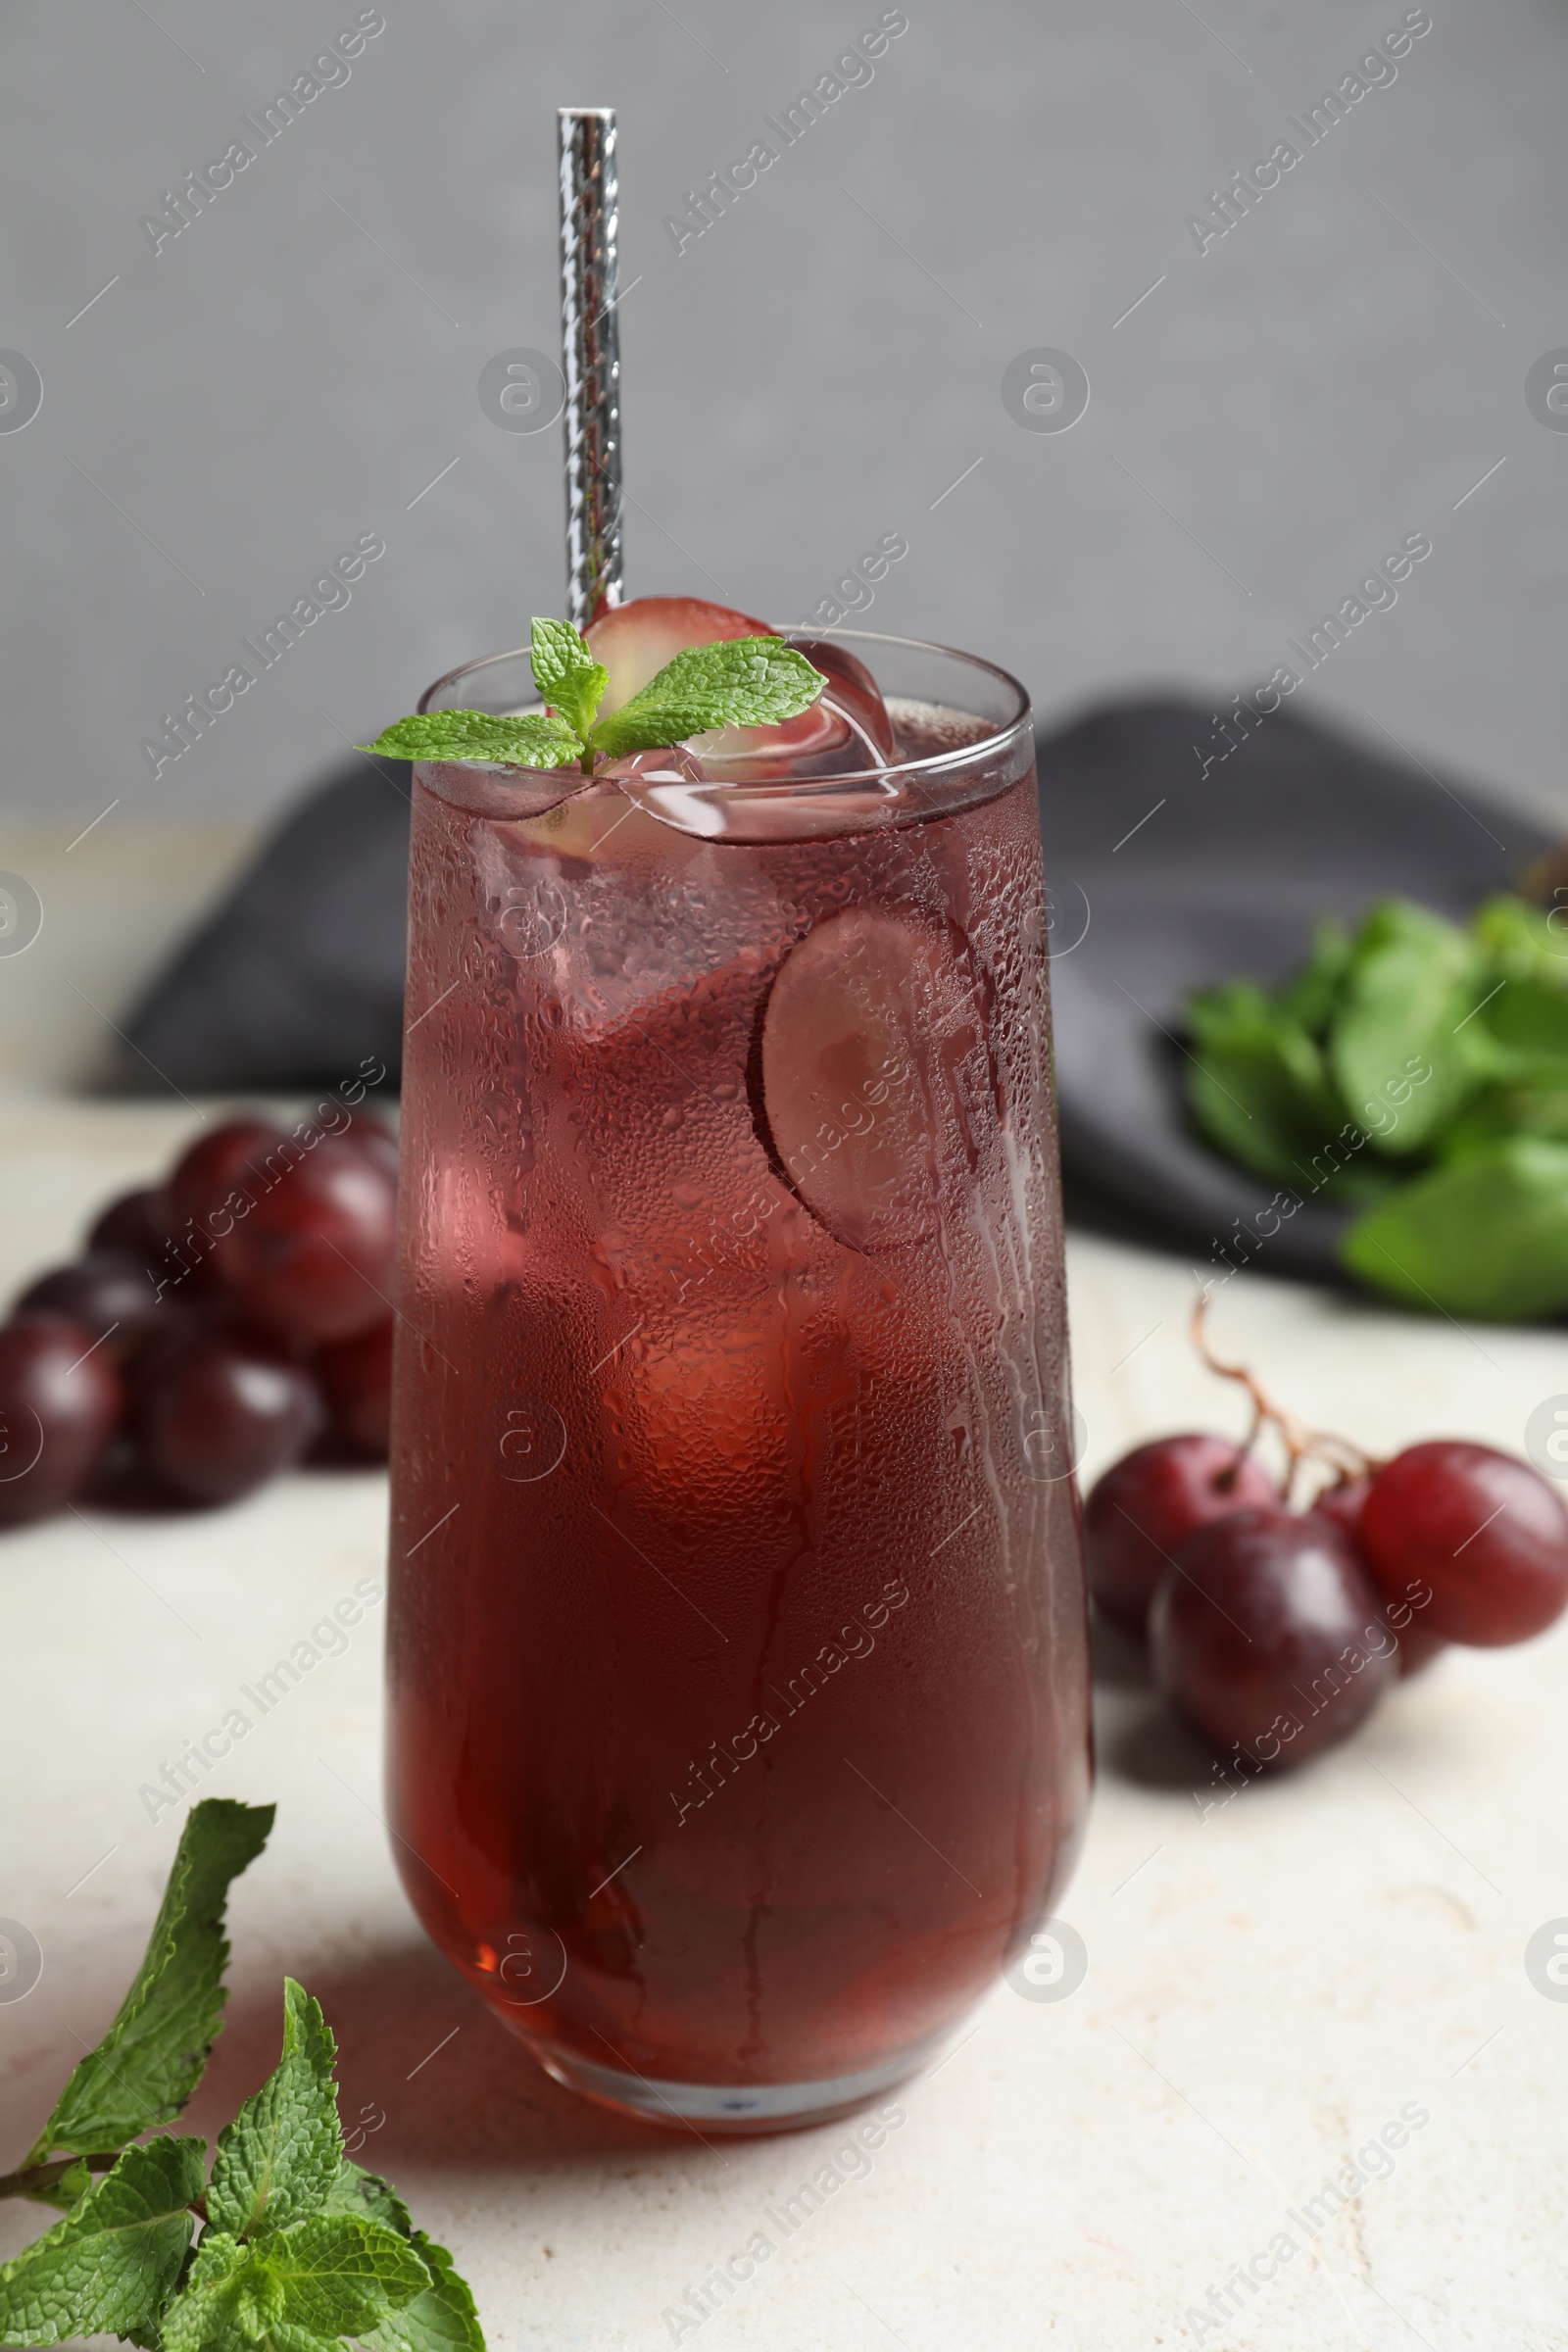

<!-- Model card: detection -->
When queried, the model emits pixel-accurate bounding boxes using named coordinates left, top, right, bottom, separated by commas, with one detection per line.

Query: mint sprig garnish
left=0, top=1801, right=484, bottom=2352
left=524, top=617, right=608, bottom=743
left=361, top=619, right=824, bottom=774
left=364, top=710, right=584, bottom=770
left=205, top=1981, right=342, bottom=2240
left=163, top=2212, right=431, bottom=2352
left=26, top=1798, right=274, bottom=2164
left=0, top=2139, right=207, bottom=2344
left=588, top=637, right=823, bottom=759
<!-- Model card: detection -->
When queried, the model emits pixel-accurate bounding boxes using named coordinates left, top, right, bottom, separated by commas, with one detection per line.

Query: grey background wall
left=1, top=0, right=1564, bottom=831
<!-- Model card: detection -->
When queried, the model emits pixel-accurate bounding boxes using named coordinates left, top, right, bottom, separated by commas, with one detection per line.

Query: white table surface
left=2, top=842, right=1566, bottom=2350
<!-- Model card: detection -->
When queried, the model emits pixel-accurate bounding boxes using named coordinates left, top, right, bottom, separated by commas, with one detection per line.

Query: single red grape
left=17, top=1252, right=168, bottom=1364
left=1308, top=1475, right=1371, bottom=1546
left=132, top=1329, right=322, bottom=1504
left=1309, top=1476, right=1446, bottom=1676
left=87, top=1187, right=171, bottom=1266
left=1389, top=1618, right=1446, bottom=1678
left=205, top=1135, right=396, bottom=1345
left=1150, top=1505, right=1396, bottom=1765
left=169, top=1118, right=285, bottom=1226
left=160, top=1118, right=288, bottom=1298
left=0, top=1313, right=123, bottom=1527
left=1084, top=1434, right=1278, bottom=1635
left=315, top=1316, right=394, bottom=1458
left=1358, top=1442, right=1568, bottom=1646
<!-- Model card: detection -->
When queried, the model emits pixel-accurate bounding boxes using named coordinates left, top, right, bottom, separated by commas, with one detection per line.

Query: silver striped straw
left=558, top=107, right=623, bottom=630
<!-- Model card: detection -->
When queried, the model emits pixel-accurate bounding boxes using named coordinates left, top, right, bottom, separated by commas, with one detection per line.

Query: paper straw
left=558, top=107, right=623, bottom=628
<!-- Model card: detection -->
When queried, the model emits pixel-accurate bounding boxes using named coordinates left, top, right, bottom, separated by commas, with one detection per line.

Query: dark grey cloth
left=121, top=759, right=411, bottom=1094
left=1038, top=697, right=1546, bottom=1278
left=119, top=701, right=1546, bottom=1282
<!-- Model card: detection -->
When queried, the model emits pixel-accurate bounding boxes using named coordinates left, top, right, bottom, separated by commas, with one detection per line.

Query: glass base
left=527, top=2027, right=952, bottom=2135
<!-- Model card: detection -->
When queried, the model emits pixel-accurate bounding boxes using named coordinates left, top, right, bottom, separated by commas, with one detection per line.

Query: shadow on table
left=1103, top=1702, right=1217, bottom=1793
left=1089, top=1588, right=1266, bottom=1802
left=1089, top=1608, right=1219, bottom=1795
left=192, top=1937, right=690, bottom=2180
left=1089, top=1611, right=1152, bottom=1693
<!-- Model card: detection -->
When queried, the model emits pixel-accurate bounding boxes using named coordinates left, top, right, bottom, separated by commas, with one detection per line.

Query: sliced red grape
left=584, top=594, right=894, bottom=783
left=787, top=640, right=896, bottom=760
left=1085, top=1434, right=1277, bottom=1636
left=1358, top=1442, right=1568, bottom=1646
left=755, top=906, right=997, bottom=1252
left=0, top=1312, right=123, bottom=1527
left=585, top=593, right=773, bottom=711
left=206, top=1134, right=397, bottom=1346
left=315, top=1317, right=394, bottom=1458
left=133, top=1329, right=322, bottom=1504
left=696, top=640, right=895, bottom=782
left=17, top=1252, right=169, bottom=1365
left=1151, top=1505, right=1396, bottom=1765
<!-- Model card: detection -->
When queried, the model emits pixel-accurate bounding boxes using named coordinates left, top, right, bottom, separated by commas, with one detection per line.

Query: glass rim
left=416, top=623, right=1034, bottom=791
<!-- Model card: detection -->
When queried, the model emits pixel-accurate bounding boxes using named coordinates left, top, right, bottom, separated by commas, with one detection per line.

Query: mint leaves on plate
left=0, top=1800, right=483, bottom=2352
left=1187, top=891, right=1568, bottom=1322
left=363, top=617, right=824, bottom=774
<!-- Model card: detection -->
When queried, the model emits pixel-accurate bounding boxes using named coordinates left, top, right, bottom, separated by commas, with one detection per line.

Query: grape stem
left=1189, top=1298, right=1379, bottom=1499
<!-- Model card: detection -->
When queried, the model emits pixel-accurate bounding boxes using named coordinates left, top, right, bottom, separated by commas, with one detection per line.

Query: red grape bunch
left=1085, top=1304, right=1568, bottom=1770
left=0, top=1113, right=400, bottom=1527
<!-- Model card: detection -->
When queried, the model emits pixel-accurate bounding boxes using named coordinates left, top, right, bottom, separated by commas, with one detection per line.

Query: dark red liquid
left=387, top=714, right=1090, bottom=2112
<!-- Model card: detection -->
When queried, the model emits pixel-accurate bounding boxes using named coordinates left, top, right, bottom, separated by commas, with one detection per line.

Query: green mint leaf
left=320, top=2165, right=483, bottom=2352
left=257, top=2215, right=431, bottom=2338
left=1272, top=915, right=1353, bottom=1042
left=1327, top=898, right=1485, bottom=1155
left=30, top=1799, right=274, bottom=2162
left=1469, top=968, right=1568, bottom=1070
left=362, top=2230, right=484, bottom=2352
left=22, top=2159, right=93, bottom=2215
left=0, top=2135, right=204, bottom=2346
left=1437, top=1074, right=1568, bottom=1164
left=160, top=2230, right=249, bottom=2352
left=1185, top=981, right=1355, bottom=1191
left=360, top=711, right=585, bottom=769
left=165, top=2219, right=428, bottom=2352
left=207, top=1981, right=341, bottom=2241
left=1471, top=891, right=1568, bottom=993
left=1457, top=898, right=1568, bottom=1067
left=1342, top=1137, right=1568, bottom=1322
left=528, top=618, right=607, bottom=742
left=318, top=2161, right=412, bottom=2235
left=161, top=2231, right=278, bottom=2352
left=587, top=636, right=823, bottom=760
left=165, top=2306, right=332, bottom=2352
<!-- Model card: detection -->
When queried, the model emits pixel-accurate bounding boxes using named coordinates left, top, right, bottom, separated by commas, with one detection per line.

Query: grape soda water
left=387, top=632, right=1091, bottom=2129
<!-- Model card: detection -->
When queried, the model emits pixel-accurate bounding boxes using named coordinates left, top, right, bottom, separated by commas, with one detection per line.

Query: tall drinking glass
left=386, top=629, right=1091, bottom=2132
